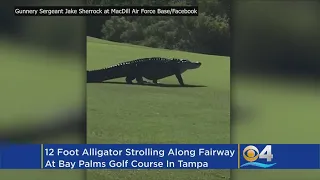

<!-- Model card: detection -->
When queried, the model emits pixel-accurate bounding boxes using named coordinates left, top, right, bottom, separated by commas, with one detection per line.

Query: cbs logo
left=243, top=145, right=273, bottom=162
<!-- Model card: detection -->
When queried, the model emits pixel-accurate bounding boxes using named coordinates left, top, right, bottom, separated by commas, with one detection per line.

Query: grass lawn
left=86, top=36, right=230, bottom=180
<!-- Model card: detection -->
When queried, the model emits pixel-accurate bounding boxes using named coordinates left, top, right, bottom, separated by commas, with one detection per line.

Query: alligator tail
left=87, top=63, right=131, bottom=83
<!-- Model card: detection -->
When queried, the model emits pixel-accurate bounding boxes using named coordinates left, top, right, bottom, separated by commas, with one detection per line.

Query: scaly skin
left=87, top=57, right=201, bottom=86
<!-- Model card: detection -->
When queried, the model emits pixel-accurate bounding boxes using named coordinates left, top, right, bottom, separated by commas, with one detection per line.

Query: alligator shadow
left=91, top=81, right=206, bottom=88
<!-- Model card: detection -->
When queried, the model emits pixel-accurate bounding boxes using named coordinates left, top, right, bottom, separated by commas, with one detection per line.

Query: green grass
left=86, top=36, right=230, bottom=180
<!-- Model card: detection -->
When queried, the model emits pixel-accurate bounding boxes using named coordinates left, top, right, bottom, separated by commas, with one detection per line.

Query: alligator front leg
left=175, top=73, right=185, bottom=86
left=135, top=76, right=145, bottom=85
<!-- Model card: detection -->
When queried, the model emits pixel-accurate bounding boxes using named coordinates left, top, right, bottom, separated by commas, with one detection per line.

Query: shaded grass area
left=233, top=75, right=320, bottom=180
left=0, top=39, right=84, bottom=180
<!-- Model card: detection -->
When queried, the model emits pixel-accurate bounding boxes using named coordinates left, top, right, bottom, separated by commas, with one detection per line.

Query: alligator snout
left=193, top=61, right=201, bottom=68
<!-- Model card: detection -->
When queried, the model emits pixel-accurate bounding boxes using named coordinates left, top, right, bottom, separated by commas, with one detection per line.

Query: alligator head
left=175, top=58, right=202, bottom=72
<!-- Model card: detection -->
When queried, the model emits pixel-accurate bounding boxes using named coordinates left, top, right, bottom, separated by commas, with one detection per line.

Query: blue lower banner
left=0, top=144, right=41, bottom=169
left=0, top=144, right=319, bottom=169
left=239, top=144, right=320, bottom=169
left=43, top=144, right=238, bottom=169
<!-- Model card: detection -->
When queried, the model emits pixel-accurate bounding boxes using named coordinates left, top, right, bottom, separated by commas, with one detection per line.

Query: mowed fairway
left=86, top=37, right=230, bottom=180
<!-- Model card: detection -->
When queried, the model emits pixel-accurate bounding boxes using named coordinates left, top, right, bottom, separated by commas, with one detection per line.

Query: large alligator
left=87, top=57, right=201, bottom=86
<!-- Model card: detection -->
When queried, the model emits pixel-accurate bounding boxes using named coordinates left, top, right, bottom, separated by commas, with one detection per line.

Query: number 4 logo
left=259, top=145, right=273, bottom=162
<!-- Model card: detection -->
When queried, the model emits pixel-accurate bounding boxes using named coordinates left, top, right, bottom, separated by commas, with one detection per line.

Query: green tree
left=91, top=0, right=230, bottom=56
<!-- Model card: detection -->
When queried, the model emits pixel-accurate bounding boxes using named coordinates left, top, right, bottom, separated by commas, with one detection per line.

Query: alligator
left=87, top=57, right=201, bottom=86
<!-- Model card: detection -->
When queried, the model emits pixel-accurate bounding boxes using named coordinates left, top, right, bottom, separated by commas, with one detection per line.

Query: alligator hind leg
left=125, top=76, right=135, bottom=84
left=136, top=76, right=145, bottom=85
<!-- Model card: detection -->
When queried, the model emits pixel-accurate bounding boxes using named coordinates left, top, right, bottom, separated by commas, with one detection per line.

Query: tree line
left=87, top=0, right=230, bottom=56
